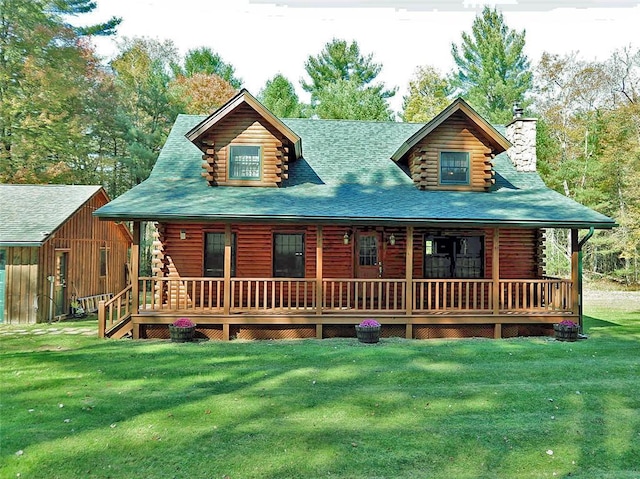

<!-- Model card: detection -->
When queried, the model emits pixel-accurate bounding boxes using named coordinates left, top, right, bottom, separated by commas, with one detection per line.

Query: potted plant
left=355, top=319, right=381, bottom=343
left=168, top=318, right=196, bottom=342
left=553, top=319, right=579, bottom=342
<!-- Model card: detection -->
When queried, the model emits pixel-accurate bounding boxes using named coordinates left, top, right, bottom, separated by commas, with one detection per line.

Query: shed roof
left=94, top=114, right=616, bottom=230
left=0, top=184, right=103, bottom=246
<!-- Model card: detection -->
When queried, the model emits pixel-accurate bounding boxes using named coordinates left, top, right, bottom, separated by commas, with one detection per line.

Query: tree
left=302, top=38, right=396, bottom=119
left=0, top=0, right=120, bottom=183
left=258, top=74, right=305, bottom=118
left=170, top=73, right=237, bottom=115
left=179, top=47, right=242, bottom=89
left=110, top=38, right=182, bottom=187
left=314, top=78, right=393, bottom=121
left=534, top=48, right=640, bottom=283
left=450, top=6, right=532, bottom=124
left=401, top=65, right=451, bottom=122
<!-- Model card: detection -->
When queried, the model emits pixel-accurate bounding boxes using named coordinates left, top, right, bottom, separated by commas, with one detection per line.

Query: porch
left=98, top=276, right=575, bottom=340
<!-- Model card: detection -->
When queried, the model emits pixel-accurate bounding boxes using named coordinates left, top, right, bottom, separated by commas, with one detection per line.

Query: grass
left=1, top=303, right=639, bottom=479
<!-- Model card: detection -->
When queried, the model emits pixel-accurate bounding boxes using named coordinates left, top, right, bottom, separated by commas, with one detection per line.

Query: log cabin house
left=0, top=185, right=132, bottom=323
left=94, top=90, right=615, bottom=340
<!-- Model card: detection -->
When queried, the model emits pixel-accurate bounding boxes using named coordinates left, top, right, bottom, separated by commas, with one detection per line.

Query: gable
left=392, top=98, right=510, bottom=191
left=186, top=89, right=301, bottom=188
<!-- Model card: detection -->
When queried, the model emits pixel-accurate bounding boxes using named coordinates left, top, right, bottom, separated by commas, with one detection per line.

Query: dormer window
left=440, top=151, right=469, bottom=185
left=229, top=145, right=262, bottom=180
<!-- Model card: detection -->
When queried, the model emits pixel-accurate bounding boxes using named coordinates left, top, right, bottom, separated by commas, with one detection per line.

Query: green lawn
left=1, top=303, right=639, bottom=479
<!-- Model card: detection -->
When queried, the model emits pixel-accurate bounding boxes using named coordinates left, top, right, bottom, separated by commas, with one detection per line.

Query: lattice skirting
left=233, top=325, right=316, bottom=340
left=142, top=325, right=225, bottom=340
left=139, top=323, right=555, bottom=340
left=413, top=324, right=494, bottom=339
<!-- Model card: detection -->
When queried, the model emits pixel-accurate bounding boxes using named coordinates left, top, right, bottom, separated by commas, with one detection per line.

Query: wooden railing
left=499, top=279, right=572, bottom=312
left=413, top=279, right=493, bottom=312
left=128, top=276, right=573, bottom=316
left=323, top=279, right=406, bottom=312
left=98, top=284, right=133, bottom=338
left=139, top=277, right=224, bottom=311
left=230, top=278, right=317, bottom=311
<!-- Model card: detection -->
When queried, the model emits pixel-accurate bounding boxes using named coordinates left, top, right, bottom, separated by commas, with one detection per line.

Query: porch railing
left=323, top=279, right=406, bottom=312
left=499, top=279, right=573, bottom=312
left=131, top=276, right=573, bottom=315
left=231, top=278, right=317, bottom=311
left=413, top=279, right=493, bottom=312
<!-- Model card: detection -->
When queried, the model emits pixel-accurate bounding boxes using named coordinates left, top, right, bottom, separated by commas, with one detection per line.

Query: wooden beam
left=405, top=226, right=414, bottom=339
left=492, top=228, right=500, bottom=316
left=316, top=226, right=323, bottom=317
left=131, top=221, right=141, bottom=339
left=494, top=323, right=502, bottom=339
left=570, top=229, right=580, bottom=316
left=223, top=224, right=232, bottom=316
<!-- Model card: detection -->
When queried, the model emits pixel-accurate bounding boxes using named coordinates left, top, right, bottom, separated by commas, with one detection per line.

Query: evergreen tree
left=258, top=74, right=305, bottom=118
left=179, top=47, right=242, bottom=89
left=302, top=38, right=396, bottom=119
left=450, top=6, right=532, bottom=124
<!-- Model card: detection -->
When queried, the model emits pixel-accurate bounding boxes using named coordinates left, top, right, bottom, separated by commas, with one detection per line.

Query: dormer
left=392, top=98, right=511, bottom=191
left=185, top=89, right=302, bottom=187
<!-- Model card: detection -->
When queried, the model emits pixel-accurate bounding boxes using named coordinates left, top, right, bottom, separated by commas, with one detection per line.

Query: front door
left=356, top=232, right=382, bottom=279
left=55, top=251, right=68, bottom=316
left=0, top=249, right=6, bottom=322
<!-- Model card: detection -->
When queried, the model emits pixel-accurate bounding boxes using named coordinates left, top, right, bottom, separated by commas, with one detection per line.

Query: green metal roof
left=94, top=115, right=616, bottom=230
left=0, top=184, right=102, bottom=246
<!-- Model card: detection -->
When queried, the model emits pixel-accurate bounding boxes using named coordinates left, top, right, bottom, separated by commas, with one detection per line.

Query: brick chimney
left=505, top=104, right=537, bottom=172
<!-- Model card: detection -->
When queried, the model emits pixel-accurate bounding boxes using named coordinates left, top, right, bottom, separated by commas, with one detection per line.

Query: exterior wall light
left=389, top=233, right=396, bottom=246
left=180, top=230, right=186, bottom=240
left=343, top=232, right=350, bottom=245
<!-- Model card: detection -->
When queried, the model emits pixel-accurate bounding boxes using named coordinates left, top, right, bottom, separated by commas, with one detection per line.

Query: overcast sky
left=85, top=0, right=638, bottom=113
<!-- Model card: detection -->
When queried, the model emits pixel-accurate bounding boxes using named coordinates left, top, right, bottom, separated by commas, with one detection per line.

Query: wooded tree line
left=1, top=3, right=638, bottom=283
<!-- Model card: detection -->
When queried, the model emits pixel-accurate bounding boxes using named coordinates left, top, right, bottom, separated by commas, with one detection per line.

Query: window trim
left=273, top=233, right=305, bottom=278
left=228, top=145, right=262, bottom=181
left=439, top=150, right=470, bottom=186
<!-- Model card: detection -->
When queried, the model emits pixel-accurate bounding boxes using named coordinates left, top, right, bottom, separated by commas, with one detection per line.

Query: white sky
left=84, top=0, right=638, bottom=113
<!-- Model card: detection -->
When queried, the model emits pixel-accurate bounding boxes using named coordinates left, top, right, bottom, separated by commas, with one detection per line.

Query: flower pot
left=168, top=325, right=196, bottom=342
left=553, top=323, right=579, bottom=342
left=355, top=325, right=381, bottom=344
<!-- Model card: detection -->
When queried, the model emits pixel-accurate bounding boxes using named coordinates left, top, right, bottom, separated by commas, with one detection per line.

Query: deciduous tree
left=401, top=65, right=450, bottom=122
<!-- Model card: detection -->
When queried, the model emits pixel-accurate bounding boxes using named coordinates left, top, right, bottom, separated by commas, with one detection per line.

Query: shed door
left=55, top=251, right=68, bottom=316
left=0, top=249, right=5, bottom=322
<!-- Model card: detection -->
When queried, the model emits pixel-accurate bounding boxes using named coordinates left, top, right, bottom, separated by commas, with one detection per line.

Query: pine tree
left=450, top=6, right=532, bottom=124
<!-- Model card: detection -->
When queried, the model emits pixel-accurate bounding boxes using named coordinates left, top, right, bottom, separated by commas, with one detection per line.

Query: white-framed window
left=229, top=145, right=261, bottom=180
left=440, top=151, right=470, bottom=185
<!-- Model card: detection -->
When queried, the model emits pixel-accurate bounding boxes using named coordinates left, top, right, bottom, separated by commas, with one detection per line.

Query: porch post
left=316, top=225, right=323, bottom=339
left=131, top=221, right=140, bottom=339
left=492, top=228, right=501, bottom=338
left=405, top=226, right=414, bottom=339
left=223, top=224, right=232, bottom=339
left=570, top=229, right=580, bottom=318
